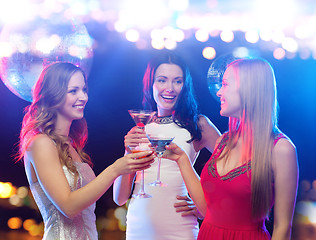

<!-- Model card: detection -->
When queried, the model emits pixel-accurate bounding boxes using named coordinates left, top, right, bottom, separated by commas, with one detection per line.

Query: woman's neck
left=54, top=118, right=71, bottom=137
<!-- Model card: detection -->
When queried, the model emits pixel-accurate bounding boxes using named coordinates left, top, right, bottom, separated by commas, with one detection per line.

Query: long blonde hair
left=220, top=58, right=279, bottom=220
left=17, top=62, right=92, bottom=179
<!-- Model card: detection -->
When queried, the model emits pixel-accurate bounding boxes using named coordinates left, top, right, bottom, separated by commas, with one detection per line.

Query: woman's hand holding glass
left=164, top=143, right=190, bottom=164
left=113, top=151, right=155, bottom=176
left=124, top=126, right=150, bottom=153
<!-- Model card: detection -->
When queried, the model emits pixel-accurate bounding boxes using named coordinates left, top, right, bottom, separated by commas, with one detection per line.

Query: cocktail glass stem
left=132, top=168, right=152, bottom=198
left=140, top=170, right=145, bottom=194
left=149, top=153, right=166, bottom=187
left=156, top=155, right=162, bottom=184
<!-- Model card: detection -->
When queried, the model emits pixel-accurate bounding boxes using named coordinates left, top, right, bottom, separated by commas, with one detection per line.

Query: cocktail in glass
left=147, top=134, right=175, bottom=187
left=128, top=109, right=156, bottom=129
left=128, top=109, right=156, bottom=198
left=128, top=144, right=154, bottom=198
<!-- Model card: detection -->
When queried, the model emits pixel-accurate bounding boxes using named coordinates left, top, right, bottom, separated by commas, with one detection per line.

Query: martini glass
left=147, top=134, right=175, bottom=187
left=129, top=145, right=154, bottom=198
left=128, top=109, right=156, bottom=198
left=128, top=109, right=156, bottom=129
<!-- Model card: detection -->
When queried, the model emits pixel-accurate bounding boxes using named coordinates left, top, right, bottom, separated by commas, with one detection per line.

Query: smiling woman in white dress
left=113, top=51, right=221, bottom=240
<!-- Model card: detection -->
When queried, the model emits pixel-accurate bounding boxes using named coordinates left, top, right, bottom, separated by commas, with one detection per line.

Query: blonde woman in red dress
left=166, top=58, right=298, bottom=240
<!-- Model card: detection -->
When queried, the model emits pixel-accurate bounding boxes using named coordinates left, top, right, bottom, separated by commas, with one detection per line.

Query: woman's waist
left=204, top=211, right=266, bottom=231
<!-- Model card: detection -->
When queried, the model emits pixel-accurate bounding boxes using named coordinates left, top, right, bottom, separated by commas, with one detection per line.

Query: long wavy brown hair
left=218, top=58, right=279, bottom=220
left=17, top=62, right=92, bottom=179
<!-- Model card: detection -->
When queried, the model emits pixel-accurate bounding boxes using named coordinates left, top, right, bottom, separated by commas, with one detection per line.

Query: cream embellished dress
left=126, top=116, right=200, bottom=240
left=30, top=161, right=98, bottom=240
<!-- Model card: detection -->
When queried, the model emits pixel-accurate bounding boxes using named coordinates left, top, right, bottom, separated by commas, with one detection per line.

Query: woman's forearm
left=177, top=157, right=207, bottom=216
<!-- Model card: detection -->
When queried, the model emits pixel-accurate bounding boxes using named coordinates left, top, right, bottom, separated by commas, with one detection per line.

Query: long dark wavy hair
left=142, top=50, right=202, bottom=142
left=17, top=62, right=92, bottom=178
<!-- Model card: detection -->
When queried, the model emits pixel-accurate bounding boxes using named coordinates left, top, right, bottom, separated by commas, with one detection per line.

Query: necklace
left=154, top=115, right=174, bottom=124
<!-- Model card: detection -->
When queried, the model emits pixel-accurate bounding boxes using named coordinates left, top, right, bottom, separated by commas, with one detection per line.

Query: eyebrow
left=155, top=75, right=183, bottom=79
left=68, top=85, right=86, bottom=89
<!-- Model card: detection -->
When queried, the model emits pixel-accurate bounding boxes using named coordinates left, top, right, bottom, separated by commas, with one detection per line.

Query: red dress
left=198, top=133, right=284, bottom=240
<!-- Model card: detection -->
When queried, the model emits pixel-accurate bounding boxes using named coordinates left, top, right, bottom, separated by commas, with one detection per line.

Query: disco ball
left=207, top=53, right=239, bottom=102
left=0, top=14, right=93, bottom=102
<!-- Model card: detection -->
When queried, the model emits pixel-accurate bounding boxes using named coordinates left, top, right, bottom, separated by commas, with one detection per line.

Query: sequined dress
left=198, top=133, right=284, bottom=240
left=126, top=116, right=200, bottom=240
left=30, top=162, right=97, bottom=240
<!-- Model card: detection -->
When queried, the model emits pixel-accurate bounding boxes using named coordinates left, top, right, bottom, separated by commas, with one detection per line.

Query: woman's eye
left=156, top=78, right=165, bottom=83
left=176, top=80, right=183, bottom=84
left=68, top=89, right=77, bottom=94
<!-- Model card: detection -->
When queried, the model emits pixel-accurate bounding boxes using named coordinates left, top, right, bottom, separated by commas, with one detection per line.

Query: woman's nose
left=166, top=81, right=174, bottom=92
left=80, top=91, right=88, bottom=101
left=216, top=86, right=222, bottom=97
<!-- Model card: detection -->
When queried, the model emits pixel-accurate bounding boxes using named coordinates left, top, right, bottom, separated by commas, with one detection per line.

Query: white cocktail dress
left=126, top=118, right=200, bottom=240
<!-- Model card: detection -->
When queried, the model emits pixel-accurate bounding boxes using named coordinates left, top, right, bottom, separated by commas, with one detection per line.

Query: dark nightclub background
left=0, top=1, right=316, bottom=239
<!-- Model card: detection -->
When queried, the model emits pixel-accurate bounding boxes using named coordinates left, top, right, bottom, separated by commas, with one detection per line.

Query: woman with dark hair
left=113, top=51, right=221, bottom=239
left=18, top=62, right=155, bottom=240
left=165, top=58, right=298, bottom=240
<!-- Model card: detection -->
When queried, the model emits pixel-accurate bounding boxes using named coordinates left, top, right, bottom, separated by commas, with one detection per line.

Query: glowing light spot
left=0, top=42, right=14, bottom=57
left=259, top=29, right=273, bottom=41
left=273, top=48, right=285, bottom=60
left=176, top=15, right=193, bottom=30
left=151, top=38, right=165, bottom=50
left=165, top=38, right=177, bottom=50
left=114, top=21, right=126, bottom=33
left=173, top=29, right=185, bottom=42
left=245, top=31, right=259, bottom=44
left=8, top=217, right=22, bottom=230
left=202, top=47, right=216, bottom=60
left=35, top=37, right=55, bottom=54
left=195, top=29, right=209, bottom=42
left=17, top=186, right=28, bottom=198
left=23, top=219, right=37, bottom=231
left=220, top=30, right=234, bottom=43
left=114, top=207, right=127, bottom=220
left=282, top=37, right=298, bottom=53
left=29, top=224, right=42, bottom=236
left=9, top=194, right=23, bottom=207
left=125, top=29, right=140, bottom=42
left=162, top=26, right=174, bottom=39
left=0, top=182, right=14, bottom=198
left=272, top=31, right=285, bottom=44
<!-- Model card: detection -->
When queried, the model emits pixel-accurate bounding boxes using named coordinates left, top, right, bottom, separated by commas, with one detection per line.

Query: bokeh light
left=202, top=47, right=216, bottom=60
left=8, top=217, right=23, bottom=230
left=0, top=182, right=15, bottom=198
